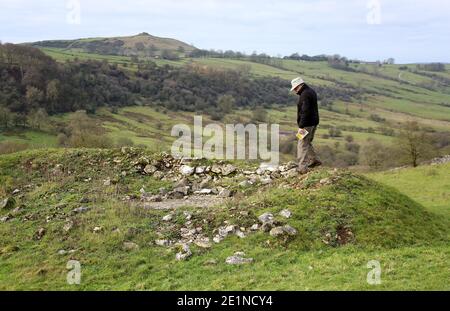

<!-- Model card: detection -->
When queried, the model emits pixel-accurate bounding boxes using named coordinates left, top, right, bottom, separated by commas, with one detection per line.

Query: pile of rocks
left=155, top=208, right=296, bottom=261
left=129, top=150, right=300, bottom=202
left=430, top=155, right=450, bottom=165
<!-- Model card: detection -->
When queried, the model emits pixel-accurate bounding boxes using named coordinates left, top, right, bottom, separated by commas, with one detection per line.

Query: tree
left=0, top=106, right=12, bottom=129
left=395, top=121, right=437, bottom=167
left=360, top=139, right=388, bottom=170
left=66, top=110, right=113, bottom=148
left=252, top=107, right=268, bottom=123
left=25, top=86, right=44, bottom=111
left=28, top=108, right=48, bottom=130
left=217, top=95, right=235, bottom=115
left=46, top=79, right=60, bottom=113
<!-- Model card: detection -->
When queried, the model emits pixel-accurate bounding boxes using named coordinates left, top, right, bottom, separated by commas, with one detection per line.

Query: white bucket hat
left=290, top=77, right=305, bottom=92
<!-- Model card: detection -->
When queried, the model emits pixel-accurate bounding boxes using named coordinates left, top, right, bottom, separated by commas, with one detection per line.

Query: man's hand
left=296, top=128, right=309, bottom=140
left=298, top=128, right=307, bottom=135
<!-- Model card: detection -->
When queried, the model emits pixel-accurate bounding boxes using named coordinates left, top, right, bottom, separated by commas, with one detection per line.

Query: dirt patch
left=142, top=195, right=227, bottom=210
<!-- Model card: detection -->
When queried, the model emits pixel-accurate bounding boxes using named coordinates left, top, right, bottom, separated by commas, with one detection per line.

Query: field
left=0, top=149, right=449, bottom=290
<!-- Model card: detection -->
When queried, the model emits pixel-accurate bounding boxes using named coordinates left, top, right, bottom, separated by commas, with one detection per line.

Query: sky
left=0, top=0, right=449, bottom=63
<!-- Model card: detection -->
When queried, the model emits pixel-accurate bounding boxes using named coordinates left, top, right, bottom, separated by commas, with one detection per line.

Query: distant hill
left=26, top=32, right=196, bottom=57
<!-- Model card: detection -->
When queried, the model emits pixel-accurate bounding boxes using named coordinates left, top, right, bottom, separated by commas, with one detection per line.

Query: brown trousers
left=297, top=126, right=319, bottom=168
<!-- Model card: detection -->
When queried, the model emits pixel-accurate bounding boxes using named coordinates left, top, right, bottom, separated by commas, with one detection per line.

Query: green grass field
left=368, top=163, right=450, bottom=218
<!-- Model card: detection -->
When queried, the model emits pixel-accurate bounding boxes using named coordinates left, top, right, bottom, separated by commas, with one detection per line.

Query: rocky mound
left=0, top=148, right=448, bottom=263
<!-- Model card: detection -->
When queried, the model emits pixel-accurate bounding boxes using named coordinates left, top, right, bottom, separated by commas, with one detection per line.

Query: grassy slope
left=0, top=149, right=449, bottom=290
left=368, top=163, right=450, bottom=218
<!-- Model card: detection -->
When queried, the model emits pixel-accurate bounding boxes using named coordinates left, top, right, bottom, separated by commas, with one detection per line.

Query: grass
left=368, top=163, right=450, bottom=218
left=0, top=149, right=448, bottom=290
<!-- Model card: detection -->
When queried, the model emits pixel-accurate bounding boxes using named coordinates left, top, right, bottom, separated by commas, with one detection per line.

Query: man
left=290, top=77, right=322, bottom=174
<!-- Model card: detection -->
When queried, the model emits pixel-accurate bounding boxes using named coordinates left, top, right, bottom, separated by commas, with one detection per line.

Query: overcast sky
left=0, top=0, right=449, bottom=63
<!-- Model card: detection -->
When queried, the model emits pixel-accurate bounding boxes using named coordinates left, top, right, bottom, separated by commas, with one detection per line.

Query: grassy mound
left=0, top=148, right=448, bottom=290
left=368, top=163, right=450, bottom=218
left=241, top=170, right=449, bottom=249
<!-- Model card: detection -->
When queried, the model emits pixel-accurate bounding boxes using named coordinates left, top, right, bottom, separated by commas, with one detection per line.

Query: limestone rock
left=179, top=165, right=195, bottom=176
left=258, top=212, right=274, bottom=225
left=0, top=197, right=15, bottom=210
left=144, top=165, right=158, bottom=175
left=175, top=244, right=192, bottom=261
left=162, top=214, right=173, bottom=222
left=279, top=209, right=292, bottom=218
left=221, top=164, right=236, bottom=176
left=226, top=252, right=253, bottom=265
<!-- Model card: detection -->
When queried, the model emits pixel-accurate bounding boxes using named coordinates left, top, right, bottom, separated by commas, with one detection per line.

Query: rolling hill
left=26, top=32, right=196, bottom=58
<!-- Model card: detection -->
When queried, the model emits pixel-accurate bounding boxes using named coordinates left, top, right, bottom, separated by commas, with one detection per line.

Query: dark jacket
left=297, top=84, right=319, bottom=128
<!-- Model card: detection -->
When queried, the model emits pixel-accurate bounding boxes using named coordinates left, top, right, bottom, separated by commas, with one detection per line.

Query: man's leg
left=307, top=126, right=321, bottom=167
left=297, top=126, right=315, bottom=171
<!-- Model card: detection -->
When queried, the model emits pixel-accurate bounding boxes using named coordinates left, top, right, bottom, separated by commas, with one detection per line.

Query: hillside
left=0, top=149, right=449, bottom=290
left=368, top=161, right=450, bottom=217
left=2, top=38, right=450, bottom=169
left=27, top=32, right=196, bottom=58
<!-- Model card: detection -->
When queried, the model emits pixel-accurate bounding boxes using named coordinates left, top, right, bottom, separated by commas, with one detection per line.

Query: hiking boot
left=309, top=160, right=322, bottom=168
left=296, top=166, right=309, bottom=175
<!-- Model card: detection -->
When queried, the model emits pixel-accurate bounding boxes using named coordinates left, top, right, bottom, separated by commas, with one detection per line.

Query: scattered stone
left=239, top=180, right=251, bottom=187
left=221, top=164, right=236, bottom=176
left=63, top=220, right=74, bottom=232
left=153, top=171, right=164, bottom=180
left=72, top=206, right=90, bottom=214
left=320, top=178, right=330, bottom=185
left=103, top=178, right=111, bottom=186
left=197, top=188, right=212, bottom=195
left=155, top=239, right=170, bottom=247
left=79, top=197, right=90, bottom=204
left=58, top=249, right=68, bottom=256
left=269, top=227, right=285, bottom=237
left=213, top=235, right=223, bottom=243
left=162, top=214, right=173, bottom=222
left=282, top=168, right=298, bottom=178
left=218, top=225, right=236, bottom=237
left=211, top=164, right=222, bottom=174
left=1, top=197, right=15, bottom=210
left=279, top=209, right=292, bottom=218
left=250, top=224, right=259, bottom=231
left=144, top=165, right=158, bottom=175
left=12, top=189, right=20, bottom=195
left=194, top=237, right=212, bottom=248
left=1, top=215, right=12, bottom=222
left=195, top=166, right=206, bottom=174
left=218, top=188, right=232, bottom=198
left=183, top=211, right=192, bottom=221
left=93, top=226, right=103, bottom=233
left=282, top=225, right=298, bottom=236
left=33, top=228, right=46, bottom=240
left=270, top=225, right=298, bottom=237
left=144, top=194, right=162, bottom=202
left=258, top=212, right=274, bottom=225
left=123, top=241, right=139, bottom=251
left=259, top=176, right=272, bottom=185
left=226, top=252, right=253, bottom=265
left=235, top=229, right=246, bottom=238
left=179, top=165, right=195, bottom=176
left=175, top=244, right=192, bottom=261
